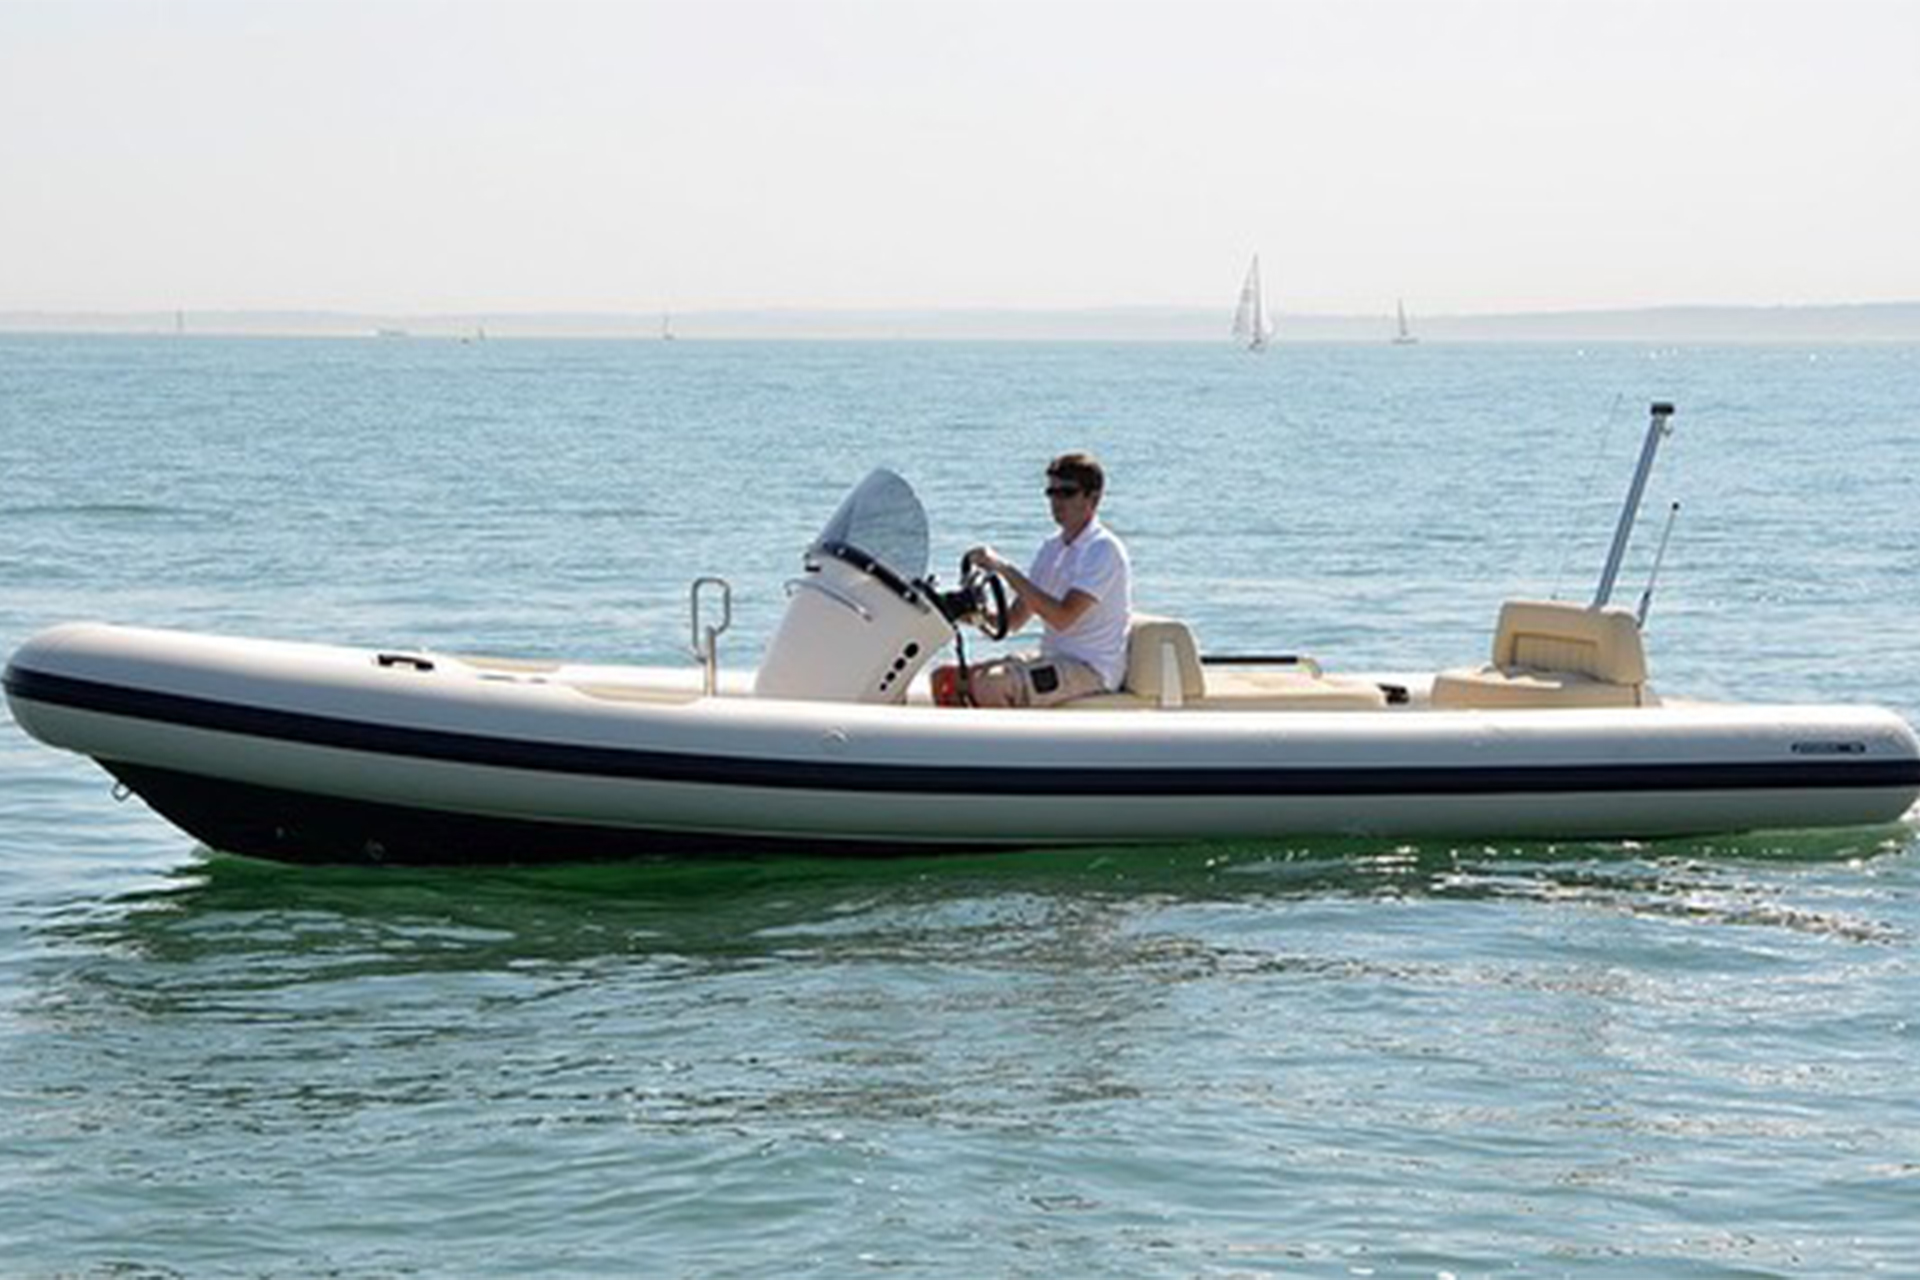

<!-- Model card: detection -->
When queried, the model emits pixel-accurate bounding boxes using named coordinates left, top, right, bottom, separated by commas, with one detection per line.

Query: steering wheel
left=960, top=558, right=1012, bottom=640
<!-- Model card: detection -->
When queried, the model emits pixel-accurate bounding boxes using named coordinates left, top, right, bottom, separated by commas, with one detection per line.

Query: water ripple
left=6, top=338, right=1920, bottom=1276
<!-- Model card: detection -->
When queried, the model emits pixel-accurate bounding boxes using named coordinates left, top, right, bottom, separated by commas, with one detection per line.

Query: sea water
left=1, top=335, right=1916, bottom=1277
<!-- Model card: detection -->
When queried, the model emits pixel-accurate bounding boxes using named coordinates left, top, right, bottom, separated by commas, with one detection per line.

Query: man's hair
left=1047, top=452, right=1105, bottom=496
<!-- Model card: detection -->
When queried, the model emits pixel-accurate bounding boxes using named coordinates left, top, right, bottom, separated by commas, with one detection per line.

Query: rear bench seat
left=1429, top=599, right=1654, bottom=709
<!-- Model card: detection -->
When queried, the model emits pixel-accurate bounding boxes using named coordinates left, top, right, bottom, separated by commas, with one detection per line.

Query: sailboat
left=1393, top=299, right=1418, bottom=345
left=1231, top=255, right=1274, bottom=352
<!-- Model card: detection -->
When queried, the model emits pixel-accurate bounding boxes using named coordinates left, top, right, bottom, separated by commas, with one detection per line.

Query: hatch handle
left=784, top=576, right=873, bottom=621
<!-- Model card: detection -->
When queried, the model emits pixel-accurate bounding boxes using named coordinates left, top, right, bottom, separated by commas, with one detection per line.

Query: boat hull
left=8, top=623, right=1919, bottom=864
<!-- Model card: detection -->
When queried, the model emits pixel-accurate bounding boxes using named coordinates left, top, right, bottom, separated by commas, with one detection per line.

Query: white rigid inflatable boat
left=8, top=411, right=1919, bottom=864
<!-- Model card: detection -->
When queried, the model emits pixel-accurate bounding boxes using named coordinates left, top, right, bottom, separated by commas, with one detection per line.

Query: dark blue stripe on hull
left=11, top=663, right=1920, bottom=798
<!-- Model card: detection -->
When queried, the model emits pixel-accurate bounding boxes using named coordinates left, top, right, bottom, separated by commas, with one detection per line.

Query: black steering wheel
left=960, top=558, right=1012, bottom=641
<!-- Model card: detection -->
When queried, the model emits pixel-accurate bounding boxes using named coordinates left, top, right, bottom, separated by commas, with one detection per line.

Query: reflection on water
left=42, top=823, right=1913, bottom=991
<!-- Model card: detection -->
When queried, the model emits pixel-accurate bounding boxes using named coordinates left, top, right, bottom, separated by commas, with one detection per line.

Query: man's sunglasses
left=1045, top=484, right=1083, bottom=499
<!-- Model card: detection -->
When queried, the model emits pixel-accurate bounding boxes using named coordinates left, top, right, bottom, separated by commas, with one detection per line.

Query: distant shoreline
left=4, top=302, right=1919, bottom=343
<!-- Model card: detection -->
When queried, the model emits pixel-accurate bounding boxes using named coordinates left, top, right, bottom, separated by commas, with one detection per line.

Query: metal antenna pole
left=1593, top=402, right=1675, bottom=609
left=1636, top=501, right=1681, bottom=627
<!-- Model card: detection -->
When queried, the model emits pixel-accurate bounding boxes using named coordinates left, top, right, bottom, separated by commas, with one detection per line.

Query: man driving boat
left=962, top=452, right=1133, bottom=707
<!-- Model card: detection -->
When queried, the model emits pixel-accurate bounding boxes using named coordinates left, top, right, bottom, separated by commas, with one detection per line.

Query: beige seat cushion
left=1067, top=624, right=1388, bottom=710
left=1063, top=677, right=1390, bottom=711
left=1063, top=613, right=1390, bottom=711
left=1061, top=690, right=1161, bottom=710
left=1122, top=614, right=1206, bottom=702
left=1492, top=599, right=1647, bottom=684
left=1431, top=599, right=1652, bottom=709
left=1429, top=665, right=1649, bottom=709
left=1199, top=667, right=1389, bottom=710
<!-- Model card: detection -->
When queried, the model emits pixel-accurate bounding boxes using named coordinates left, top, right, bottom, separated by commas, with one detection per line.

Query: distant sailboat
left=661, top=312, right=677, bottom=341
left=1393, top=299, right=1418, bottom=345
left=1231, top=256, right=1274, bottom=352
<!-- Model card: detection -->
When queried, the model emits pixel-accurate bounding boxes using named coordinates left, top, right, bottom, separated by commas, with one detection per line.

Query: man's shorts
left=973, top=653, right=1109, bottom=708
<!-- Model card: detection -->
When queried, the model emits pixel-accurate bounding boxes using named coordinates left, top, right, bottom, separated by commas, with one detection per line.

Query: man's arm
left=996, top=563, right=1098, bottom=633
left=966, top=547, right=1097, bottom=633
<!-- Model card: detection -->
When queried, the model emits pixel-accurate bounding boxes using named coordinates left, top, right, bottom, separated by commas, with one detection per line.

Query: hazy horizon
left=9, top=297, right=1920, bottom=343
left=5, top=0, right=1916, bottom=317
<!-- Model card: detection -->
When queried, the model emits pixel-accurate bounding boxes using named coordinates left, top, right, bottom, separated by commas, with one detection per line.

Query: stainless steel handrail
left=690, top=576, right=732, bottom=695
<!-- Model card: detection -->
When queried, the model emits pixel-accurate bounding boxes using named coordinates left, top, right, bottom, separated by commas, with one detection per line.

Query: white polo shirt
left=1029, top=519, right=1133, bottom=689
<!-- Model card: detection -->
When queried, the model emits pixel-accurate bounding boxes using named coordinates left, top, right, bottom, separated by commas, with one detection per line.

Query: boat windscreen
left=811, top=468, right=930, bottom=581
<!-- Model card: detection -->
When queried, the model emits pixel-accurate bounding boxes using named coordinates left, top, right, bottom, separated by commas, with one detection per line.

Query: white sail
left=1231, top=255, right=1273, bottom=351
left=1393, top=298, right=1417, bottom=345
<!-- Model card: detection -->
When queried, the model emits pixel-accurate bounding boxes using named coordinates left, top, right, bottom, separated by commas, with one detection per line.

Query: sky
left=2, top=0, right=1916, bottom=316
